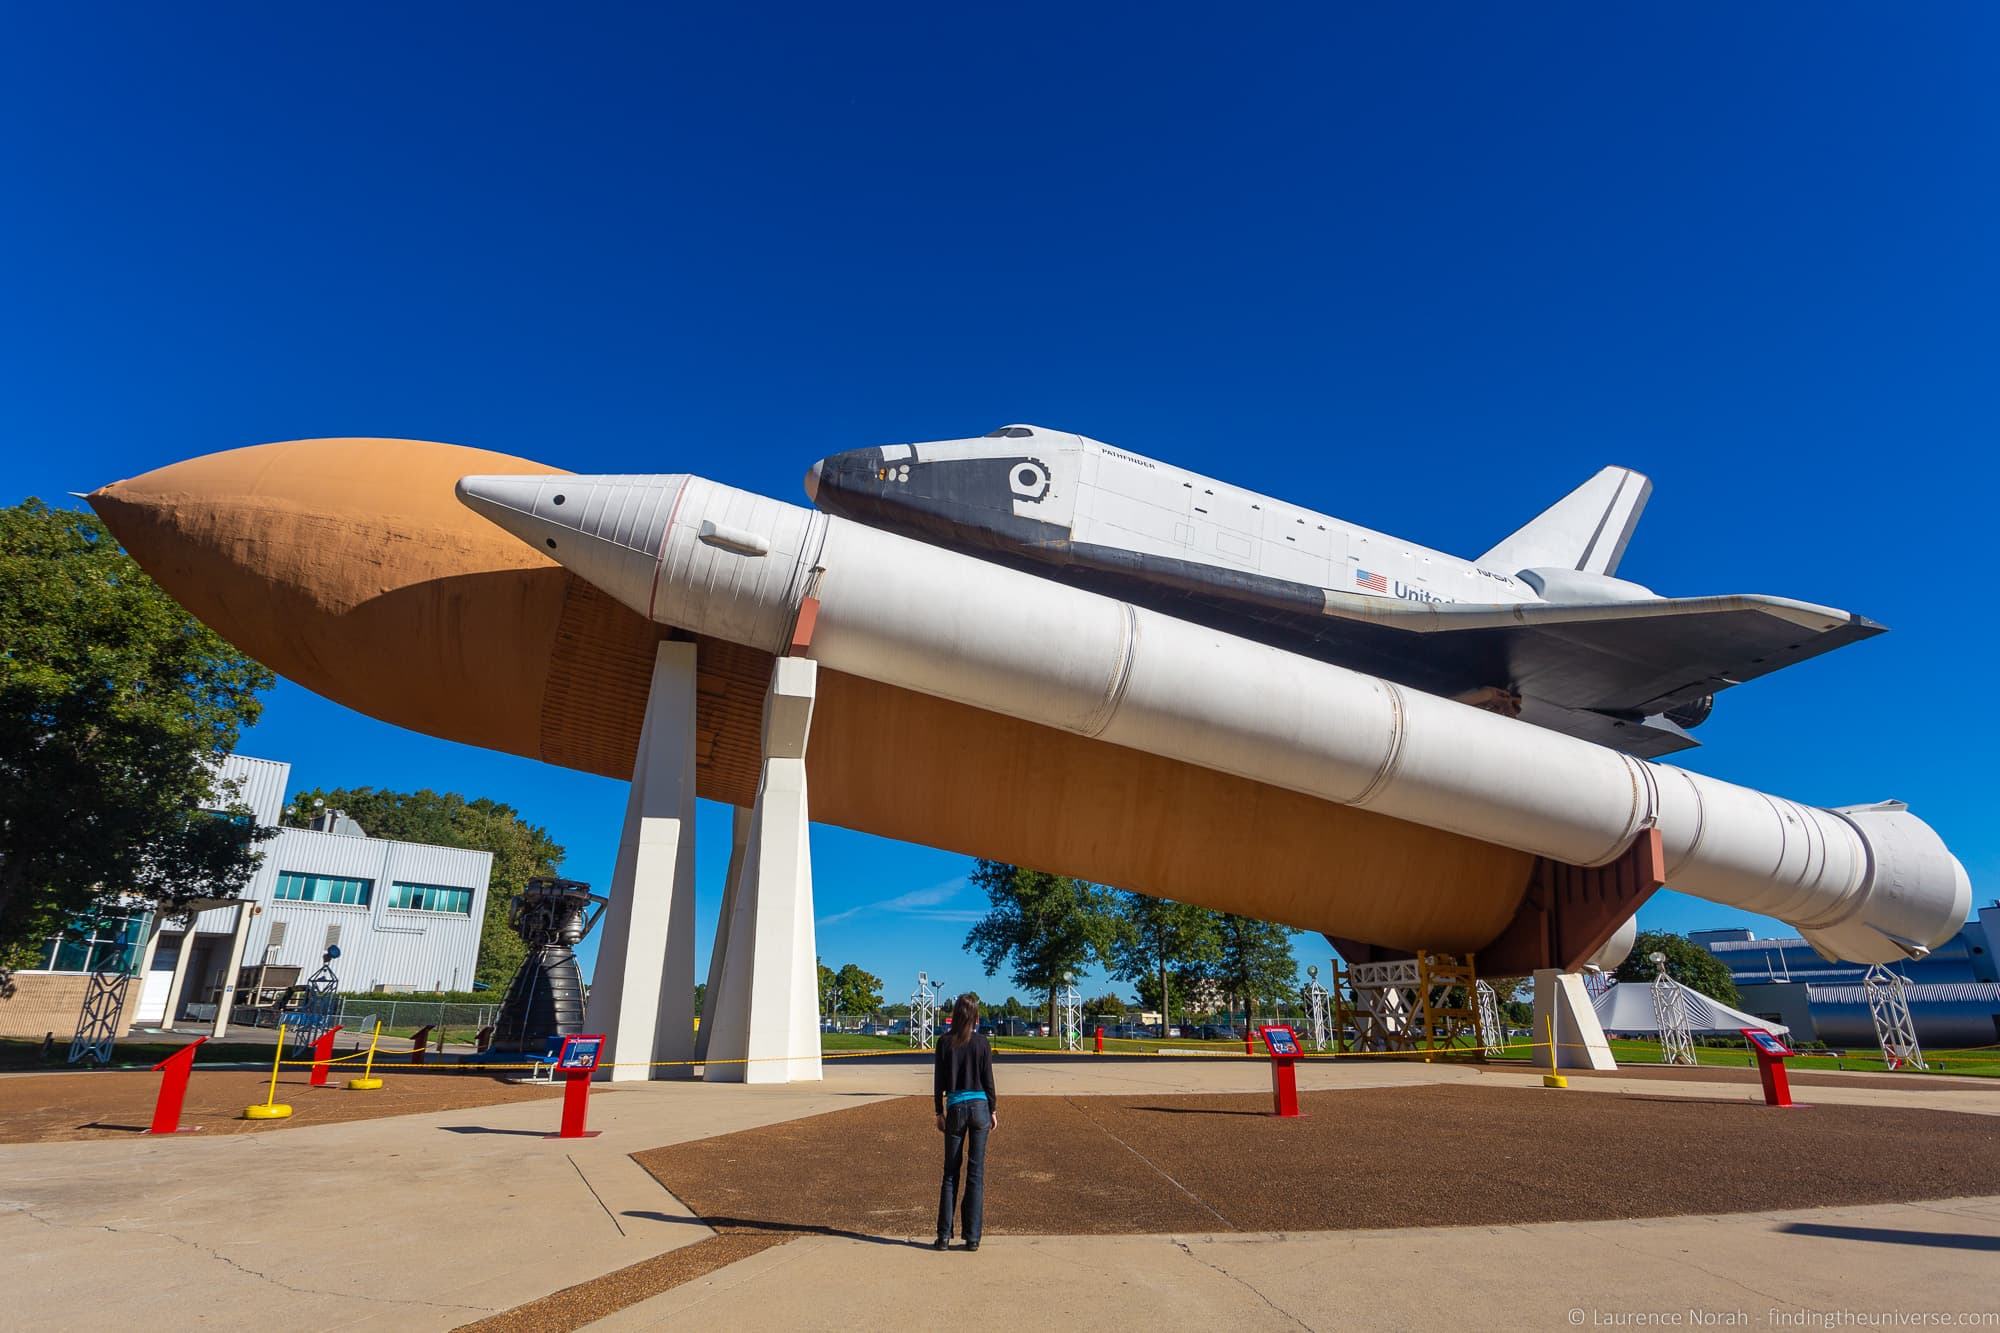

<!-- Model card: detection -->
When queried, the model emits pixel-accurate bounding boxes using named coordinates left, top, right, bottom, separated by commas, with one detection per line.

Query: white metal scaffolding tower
left=910, top=972, right=942, bottom=1049
left=1650, top=951, right=1697, bottom=1066
left=1055, top=973, right=1082, bottom=1052
left=1864, top=963, right=1927, bottom=1071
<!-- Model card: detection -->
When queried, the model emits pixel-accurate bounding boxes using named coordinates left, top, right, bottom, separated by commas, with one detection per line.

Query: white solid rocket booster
left=457, top=472, right=1970, bottom=965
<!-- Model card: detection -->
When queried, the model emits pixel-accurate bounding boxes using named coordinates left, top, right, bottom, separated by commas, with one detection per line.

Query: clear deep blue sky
left=3, top=7, right=1994, bottom=1001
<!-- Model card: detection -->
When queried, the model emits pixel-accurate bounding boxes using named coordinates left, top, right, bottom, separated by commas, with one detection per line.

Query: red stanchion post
left=148, top=1036, right=209, bottom=1134
left=1094, top=1026, right=1103, bottom=1056
left=308, top=1026, right=345, bottom=1087
left=545, top=1034, right=606, bottom=1139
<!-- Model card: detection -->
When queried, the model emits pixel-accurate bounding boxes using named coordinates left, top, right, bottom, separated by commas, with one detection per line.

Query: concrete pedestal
left=1531, top=969, right=1617, bottom=1071
left=584, top=641, right=699, bottom=1081
left=703, top=657, right=823, bottom=1084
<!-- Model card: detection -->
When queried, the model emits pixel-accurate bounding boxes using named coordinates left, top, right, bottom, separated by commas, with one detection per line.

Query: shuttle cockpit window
left=983, top=426, right=1035, bottom=438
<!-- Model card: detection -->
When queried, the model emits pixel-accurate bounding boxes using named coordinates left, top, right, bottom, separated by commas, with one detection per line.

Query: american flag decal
left=1355, top=568, right=1388, bottom=593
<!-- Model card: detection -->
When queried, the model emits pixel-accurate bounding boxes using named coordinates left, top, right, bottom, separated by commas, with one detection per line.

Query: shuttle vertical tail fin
left=1479, top=466, right=1651, bottom=576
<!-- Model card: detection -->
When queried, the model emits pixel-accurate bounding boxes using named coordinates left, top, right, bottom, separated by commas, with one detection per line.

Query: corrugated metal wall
left=186, top=755, right=495, bottom=992
left=214, top=752, right=290, bottom=826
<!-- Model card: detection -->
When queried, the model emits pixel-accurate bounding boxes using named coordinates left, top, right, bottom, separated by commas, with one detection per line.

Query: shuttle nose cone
left=456, top=472, right=688, bottom=621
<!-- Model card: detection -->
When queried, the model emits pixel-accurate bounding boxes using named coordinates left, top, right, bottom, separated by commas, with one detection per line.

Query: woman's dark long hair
left=947, top=993, right=980, bottom=1048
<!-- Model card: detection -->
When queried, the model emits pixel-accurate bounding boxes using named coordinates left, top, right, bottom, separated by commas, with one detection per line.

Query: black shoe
left=964, top=1240, right=980, bottom=1252
left=933, top=1238, right=949, bottom=1251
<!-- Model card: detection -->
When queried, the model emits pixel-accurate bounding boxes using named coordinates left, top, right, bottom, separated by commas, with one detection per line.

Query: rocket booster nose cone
left=804, top=460, right=823, bottom=503
left=456, top=472, right=689, bottom=622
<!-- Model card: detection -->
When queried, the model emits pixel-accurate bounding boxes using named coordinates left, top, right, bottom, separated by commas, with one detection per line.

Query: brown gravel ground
left=0, top=1065, right=565, bottom=1142
left=636, top=1083, right=2000, bottom=1237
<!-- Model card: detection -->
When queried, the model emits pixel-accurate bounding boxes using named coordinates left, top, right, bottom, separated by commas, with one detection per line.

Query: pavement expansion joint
left=1171, top=1235, right=1316, bottom=1331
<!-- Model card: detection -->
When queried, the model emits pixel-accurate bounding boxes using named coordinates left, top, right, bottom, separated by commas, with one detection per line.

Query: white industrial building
left=3, top=753, right=493, bottom=1040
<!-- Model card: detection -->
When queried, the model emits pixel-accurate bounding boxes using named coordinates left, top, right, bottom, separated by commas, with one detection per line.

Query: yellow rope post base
left=347, top=1018, right=385, bottom=1091
left=1542, top=1013, right=1567, bottom=1088
left=245, top=1021, right=296, bottom=1119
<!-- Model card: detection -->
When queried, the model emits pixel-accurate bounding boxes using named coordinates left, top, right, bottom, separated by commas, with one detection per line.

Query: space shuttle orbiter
left=806, top=425, right=1880, bottom=758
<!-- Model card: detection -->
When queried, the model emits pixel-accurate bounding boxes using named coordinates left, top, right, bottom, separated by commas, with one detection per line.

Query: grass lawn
left=1487, top=1036, right=2000, bottom=1078
left=820, top=1033, right=911, bottom=1052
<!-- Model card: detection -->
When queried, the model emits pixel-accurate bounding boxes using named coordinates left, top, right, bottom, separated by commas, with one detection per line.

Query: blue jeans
left=937, top=1099, right=990, bottom=1243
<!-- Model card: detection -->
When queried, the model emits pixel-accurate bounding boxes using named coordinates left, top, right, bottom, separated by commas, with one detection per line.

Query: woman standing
left=933, top=993, right=997, bottom=1251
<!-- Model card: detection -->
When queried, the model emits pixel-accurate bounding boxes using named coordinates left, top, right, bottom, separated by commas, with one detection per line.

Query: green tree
left=1615, top=931, right=1741, bottom=1006
left=282, top=787, right=564, bottom=990
left=1082, top=992, right=1128, bottom=1025
left=0, top=500, right=274, bottom=964
left=1108, top=893, right=1221, bottom=1035
left=833, top=962, right=884, bottom=1015
left=964, top=860, right=1119, bottom=1034
left=1209, top=913, right=1300, bottom=1029
left=817, top=959, right=838, bottom=1015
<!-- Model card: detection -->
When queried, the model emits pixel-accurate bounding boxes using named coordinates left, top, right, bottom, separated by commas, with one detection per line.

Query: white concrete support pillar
left=210, top=901, right=256, bottom=1040
left=1531, top=968, right=1617, bottom=1071
left=160, top=917, right=196, bottom=1031
left=693, top=806, right=752, bottom=1065
left=704, top=657, right=822, bottom=1084
left=585, top=641, right=699, bottom=1081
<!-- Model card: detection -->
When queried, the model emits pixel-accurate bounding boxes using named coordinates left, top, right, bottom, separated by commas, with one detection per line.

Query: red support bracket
left=410, top=1024, right=435, bottom=1064
left=1473, top=828, right=1667, bottom=976
left=148, top=1037, right=209, bottom=1134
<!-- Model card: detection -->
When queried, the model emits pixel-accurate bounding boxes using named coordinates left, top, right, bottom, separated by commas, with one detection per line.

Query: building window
left=274, top=871, right=373, bottom=907
left=34, top=913, right=152, bottom=974
left=388, top=882, right=474, bottom=915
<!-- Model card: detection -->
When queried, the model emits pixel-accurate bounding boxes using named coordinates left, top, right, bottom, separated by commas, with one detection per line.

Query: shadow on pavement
left=622, top=1209, right=929, bottom=1249
left=1780, top=1223, right=2000, bottom=1251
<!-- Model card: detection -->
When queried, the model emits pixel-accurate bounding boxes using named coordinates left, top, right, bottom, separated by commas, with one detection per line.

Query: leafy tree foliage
left=1209, top=912, right=1300, bottom=1027
left=833, top=962, right=884, bottom=1014
left=813, top=960, right=885, bottom=1016
left=1614, top=930, right=1741, bottom=1006
left=1108, top=892, right=1221, bottom=1033
left=1082, top=992, right=1130, bottom=1023
left=0, top=500, right=274, bottom=963
left=964, top=860, right=1119, bottom=1032
left=282, top=787, right=564, bottom=991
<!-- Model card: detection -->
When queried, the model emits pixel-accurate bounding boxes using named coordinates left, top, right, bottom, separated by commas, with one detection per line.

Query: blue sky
left=4, top=7, right=1995, bottom=1002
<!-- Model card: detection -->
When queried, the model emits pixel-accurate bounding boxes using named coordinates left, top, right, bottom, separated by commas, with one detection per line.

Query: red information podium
left=149, top=1036, right=209, bottom=1134
left=1258, top=1024, right=1303, bottom=1118
left=548, top=1034, right=607, bottom=1139
left=1742, top=1028, right=1797, bottom=1108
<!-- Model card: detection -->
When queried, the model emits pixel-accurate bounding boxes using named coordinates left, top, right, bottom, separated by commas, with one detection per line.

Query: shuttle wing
left=1042, top=542, right=1880, bottom=757
left=1315, top=589, right=1882, bottom=723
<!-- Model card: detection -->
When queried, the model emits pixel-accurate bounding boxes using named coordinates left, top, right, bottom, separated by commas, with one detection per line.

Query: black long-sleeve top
left=933, top=1031, right=997, bottom=1115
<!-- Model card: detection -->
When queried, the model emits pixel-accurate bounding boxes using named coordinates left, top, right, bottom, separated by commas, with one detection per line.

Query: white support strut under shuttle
left=457, top=473, right=1970, bottom=965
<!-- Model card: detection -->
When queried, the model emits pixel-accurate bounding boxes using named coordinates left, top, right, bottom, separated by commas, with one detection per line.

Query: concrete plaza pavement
left=5, top=1054, right=1996, bottom=1331
left=595, top=1195, right=2000, bottom=1332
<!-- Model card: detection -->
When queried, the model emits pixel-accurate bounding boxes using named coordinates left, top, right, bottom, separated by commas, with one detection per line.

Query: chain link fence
left=335, top=998, right=498, bottom=1044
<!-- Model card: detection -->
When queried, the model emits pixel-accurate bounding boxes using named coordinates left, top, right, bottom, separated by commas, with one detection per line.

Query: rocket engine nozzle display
left=457, top=470, right=1971, bottom=965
